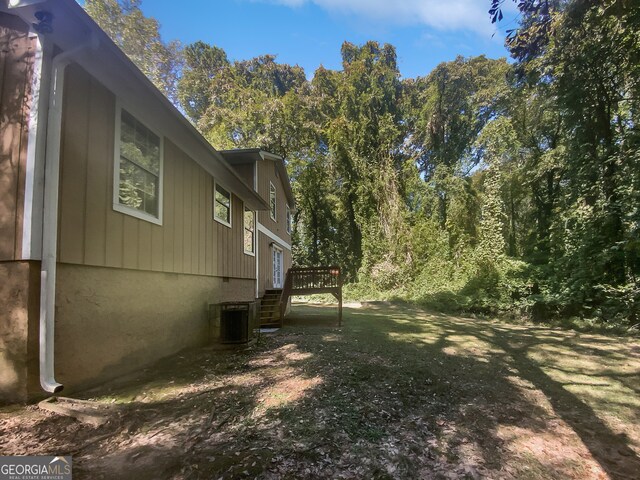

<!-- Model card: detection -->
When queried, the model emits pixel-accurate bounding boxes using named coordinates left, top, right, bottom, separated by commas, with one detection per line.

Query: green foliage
left=85, top=0, right=182, bottom=102
left=178, top=41, right=229, bottom=122
left=91, top=0, right=640, bottom=327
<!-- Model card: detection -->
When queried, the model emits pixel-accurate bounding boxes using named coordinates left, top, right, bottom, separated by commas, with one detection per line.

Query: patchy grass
left=1, top=303, right=639, bottom=479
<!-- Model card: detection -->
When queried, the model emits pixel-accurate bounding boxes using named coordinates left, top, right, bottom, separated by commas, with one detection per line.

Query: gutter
left=39, top=37, right=97, bottom=393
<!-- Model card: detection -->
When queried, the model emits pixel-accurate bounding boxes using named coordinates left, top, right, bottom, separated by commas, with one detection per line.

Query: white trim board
left=257, top=222, right=291, bottom=251
left=22, top=33, right=46, bottom=259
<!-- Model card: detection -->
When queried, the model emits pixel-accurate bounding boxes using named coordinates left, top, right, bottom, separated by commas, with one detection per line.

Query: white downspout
left=39, top=40, right=96, bottom=393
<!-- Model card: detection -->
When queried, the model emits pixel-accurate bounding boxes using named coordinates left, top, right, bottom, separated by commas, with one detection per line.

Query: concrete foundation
left=1, top=262, right=256, bottom=402
left=53, top=264, right=256, bottom=394
left=0, top=261, right=40, bottom=404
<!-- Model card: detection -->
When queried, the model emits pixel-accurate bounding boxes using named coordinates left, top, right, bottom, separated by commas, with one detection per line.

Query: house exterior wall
left=256, top=159, right=292, bottom=242
left=0, top=261, right=40, bottom=404
left=57, top=64, right=255, bottom=280
left=255, top=159, right=293, bottom=295
left=53, top=263, right=254, bottom=393
left=0, top=13, right=40, bottom=404
left=0, top=13, right=35, bottom=261
left=1, top=13, right=297, bottom=401
left=43, top=63, right=263, bottom=395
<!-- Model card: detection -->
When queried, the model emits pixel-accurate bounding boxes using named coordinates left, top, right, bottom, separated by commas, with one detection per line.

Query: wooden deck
left=271, top=266, right=343, bottom=326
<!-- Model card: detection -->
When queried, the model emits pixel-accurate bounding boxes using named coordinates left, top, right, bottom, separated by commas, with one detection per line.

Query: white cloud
left=262, top=0, right=500, bottom=35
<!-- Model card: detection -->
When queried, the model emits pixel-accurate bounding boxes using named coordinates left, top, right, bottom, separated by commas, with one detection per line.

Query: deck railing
left=291, top=266, right=341, bottom=290
left=279, top=266, right=342, bottom=326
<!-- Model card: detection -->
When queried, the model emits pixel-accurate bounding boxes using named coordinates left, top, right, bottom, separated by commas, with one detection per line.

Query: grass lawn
left=1, top=303, right=639, bottom=479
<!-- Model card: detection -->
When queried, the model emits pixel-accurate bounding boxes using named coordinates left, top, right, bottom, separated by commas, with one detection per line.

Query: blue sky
left=139, top=0, right=516, bottom=79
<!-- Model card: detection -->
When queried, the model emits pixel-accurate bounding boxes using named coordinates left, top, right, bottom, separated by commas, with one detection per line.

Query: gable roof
left=3, top=0, right=269, bottom=211
left=220, top=149, right=295, bottom=208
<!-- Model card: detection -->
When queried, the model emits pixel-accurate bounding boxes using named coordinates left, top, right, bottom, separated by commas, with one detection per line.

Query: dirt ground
left=1, top=303, right=639, bottom=479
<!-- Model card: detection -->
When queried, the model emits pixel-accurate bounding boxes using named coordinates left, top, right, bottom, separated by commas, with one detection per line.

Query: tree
left=85, top=0, right=182, bottom=102
left=320, top=41, right=408, bottom=280
left=404, top=55, right=510, bottom=258
left=178, top=41, right=229, bottom=123
left=493, top=0, right=640, bottom=320
left=198, top=54, right=308, bottom=155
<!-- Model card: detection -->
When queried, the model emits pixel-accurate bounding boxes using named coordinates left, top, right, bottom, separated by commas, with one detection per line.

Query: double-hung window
left=286, top=205, right=292, bottom=234
left=114, top=107, right=162, bottom=224
left=269, top=182, right=277, bottom=221
left=244, top=207, right=255, bottom=255
left=214, top=182, right=232, bottom=227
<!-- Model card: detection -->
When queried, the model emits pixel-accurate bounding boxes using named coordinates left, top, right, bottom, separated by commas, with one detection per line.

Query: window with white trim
left=269, top=182, right=277, bottom=221
left=214, top=182, right=232, bottom=227
left=115, top=108, right=162, bottom=223
left=244, top=207, right=255, bottom=255
left=286, top=205, right=292, bottom=234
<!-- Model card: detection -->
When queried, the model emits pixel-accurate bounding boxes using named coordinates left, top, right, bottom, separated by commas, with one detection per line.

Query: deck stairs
left=259, top=289, right=283, bottom=327
left=259, top=267, right=343, bottom=327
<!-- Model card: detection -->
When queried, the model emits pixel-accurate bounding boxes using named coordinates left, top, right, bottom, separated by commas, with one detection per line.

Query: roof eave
left=3, top=0, right=268, bottom=211
left=220, top=149, right=295, bottom=208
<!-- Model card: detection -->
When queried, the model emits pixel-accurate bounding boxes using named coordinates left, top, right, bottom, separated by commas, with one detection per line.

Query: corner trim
left=257, top=222, right=291, bottom=251
left=22, top=33, right=46, bottom=259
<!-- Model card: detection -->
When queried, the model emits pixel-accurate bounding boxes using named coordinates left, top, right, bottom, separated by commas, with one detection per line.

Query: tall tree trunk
left=345, top=191, right=362, bottom=278
left=508, top=185, right=517, bottom=256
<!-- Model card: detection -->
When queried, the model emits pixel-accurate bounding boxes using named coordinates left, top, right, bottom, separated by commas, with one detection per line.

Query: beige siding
left=0, top=14, right=35, bottom=261
left=57, top=64, right=255, bottom=279
left=254, top=159, right=293, bottom=296
left=257, top=231, right=292, bottom=296
left=256, top=159, right=292, bottom=243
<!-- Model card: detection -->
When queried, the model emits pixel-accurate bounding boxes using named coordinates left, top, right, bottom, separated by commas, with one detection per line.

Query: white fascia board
left=257, top=222, right=291, bottom=251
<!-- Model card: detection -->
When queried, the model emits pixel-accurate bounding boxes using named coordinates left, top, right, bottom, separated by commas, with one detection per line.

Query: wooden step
left=260, top=307, right=279, bottom=313
left=259, top=289, right=283, bottom=328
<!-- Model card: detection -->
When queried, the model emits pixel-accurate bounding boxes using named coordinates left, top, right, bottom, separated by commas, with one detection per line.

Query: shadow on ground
left=0, top=302, right=638, bottom=479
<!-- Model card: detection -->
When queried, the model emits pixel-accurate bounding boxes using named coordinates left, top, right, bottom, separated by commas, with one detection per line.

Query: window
left=244, top=207, right=255, bottom=255
left=114, top=107, right=162, bottom=224
left=269, top=182, right=277, bottom=221
left=286, top=205, right=292, bottom=234
left=214, top=182, right=232, bottom=227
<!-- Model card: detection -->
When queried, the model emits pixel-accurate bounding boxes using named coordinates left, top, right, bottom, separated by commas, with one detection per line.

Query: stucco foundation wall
left=0, top=261, right=39, bottom=404
left=54, top=263, right=255, bottom=393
